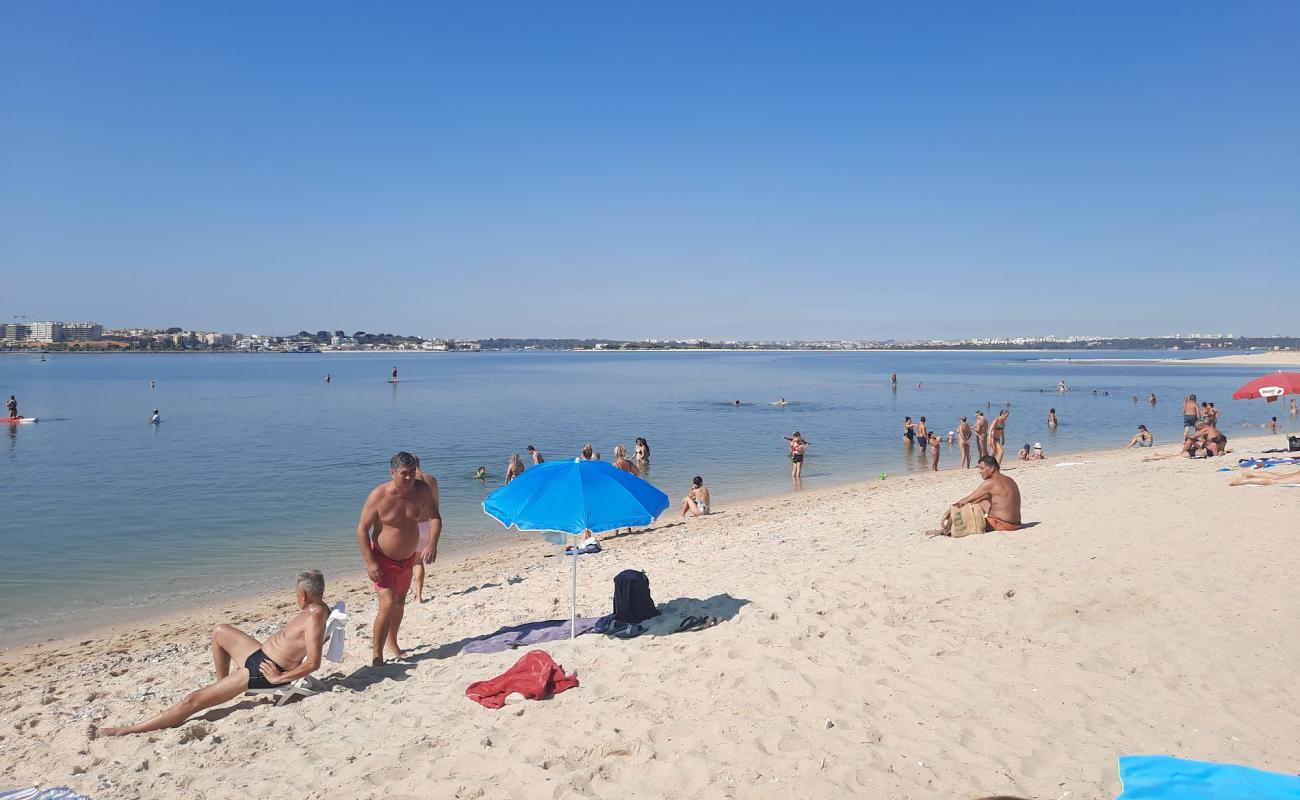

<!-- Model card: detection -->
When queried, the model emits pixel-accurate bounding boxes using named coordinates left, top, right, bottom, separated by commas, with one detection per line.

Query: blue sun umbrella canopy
left=484, top=458, right=670, bottom=534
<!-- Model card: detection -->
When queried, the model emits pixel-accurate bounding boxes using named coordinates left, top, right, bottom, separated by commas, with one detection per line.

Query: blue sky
left=2, top=2, right=1297, bottom=340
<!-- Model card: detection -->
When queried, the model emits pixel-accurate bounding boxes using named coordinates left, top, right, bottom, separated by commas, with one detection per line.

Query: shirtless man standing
left=410, top=458, right=443, bottom=605
left=1182, top=394, right=1199, bottom=437
left=100, top=571, right=329, bottom=736
left=988, top=409, right=1009, bottom=464
left=358, top=452, right=439, bottom=664
left=957, top=417, right=972, bottom=468
left=973, top=411, right=989, bottom=459
left=933, top=456, right=1022, bottom=535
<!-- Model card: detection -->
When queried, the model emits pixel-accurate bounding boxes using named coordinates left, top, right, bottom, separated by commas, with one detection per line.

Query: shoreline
left=2, top=430, right=1284, bottom=660
left=0, top=531, right=532, bottom=651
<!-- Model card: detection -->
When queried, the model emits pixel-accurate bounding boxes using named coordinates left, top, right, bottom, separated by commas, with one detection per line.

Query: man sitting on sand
left=358, top=452, right=439, bottom=664
left=100, top=571, right=329, bottom=736
left=931, top=456, right=1022, bottom=535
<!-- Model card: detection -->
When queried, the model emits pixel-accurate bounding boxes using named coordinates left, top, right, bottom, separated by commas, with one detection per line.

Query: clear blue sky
left=2, top=1, right=1297, bottom=340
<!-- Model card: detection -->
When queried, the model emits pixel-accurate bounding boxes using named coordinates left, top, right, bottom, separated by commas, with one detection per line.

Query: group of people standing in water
left=903, top=408, right=1011, bottom=471
left=501, top=438, right=652, bottom=485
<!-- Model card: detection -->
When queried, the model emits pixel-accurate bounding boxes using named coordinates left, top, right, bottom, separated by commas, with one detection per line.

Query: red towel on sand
left=465, top=650, right=579, bottom=709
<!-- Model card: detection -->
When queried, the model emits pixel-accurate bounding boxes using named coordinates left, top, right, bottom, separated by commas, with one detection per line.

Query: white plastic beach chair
left=245, top=601, right=347, bottom=707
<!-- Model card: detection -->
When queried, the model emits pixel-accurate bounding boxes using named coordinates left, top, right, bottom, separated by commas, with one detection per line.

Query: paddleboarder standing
left=6, top=395, right=17, bottom=419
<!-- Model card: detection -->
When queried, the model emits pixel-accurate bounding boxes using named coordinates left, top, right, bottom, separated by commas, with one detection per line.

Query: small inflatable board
left=2, top=417, right=37, bottom=424
left=388, top=379, right=400, bottom=384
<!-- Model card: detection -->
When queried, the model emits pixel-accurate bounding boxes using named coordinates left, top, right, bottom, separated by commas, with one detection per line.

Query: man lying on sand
left=929, top=456, right=1022, bottom=536
left=1230, top=468, right=1300, bottom=487
left=99, top=571, right=329, bottom=736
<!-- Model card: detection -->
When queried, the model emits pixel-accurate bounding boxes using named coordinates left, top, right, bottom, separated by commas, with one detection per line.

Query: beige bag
left=948, top=503, right=987, bottom=538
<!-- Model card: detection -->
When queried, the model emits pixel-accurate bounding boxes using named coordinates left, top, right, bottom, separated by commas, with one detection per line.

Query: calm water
left=0, top=350, right=1292, bottom=644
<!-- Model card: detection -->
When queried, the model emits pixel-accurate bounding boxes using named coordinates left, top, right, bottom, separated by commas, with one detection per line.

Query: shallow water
left=0, top=350, right=1291, bottom=643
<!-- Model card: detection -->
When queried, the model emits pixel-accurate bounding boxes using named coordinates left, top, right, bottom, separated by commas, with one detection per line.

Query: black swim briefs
left=244, top=648, right=289, bottom=690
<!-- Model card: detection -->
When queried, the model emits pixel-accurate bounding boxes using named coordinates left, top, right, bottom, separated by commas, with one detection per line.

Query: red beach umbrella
left=1231, top=371, right=1300, bottom=402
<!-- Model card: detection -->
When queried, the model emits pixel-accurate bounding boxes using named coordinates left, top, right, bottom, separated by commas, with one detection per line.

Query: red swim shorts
left=369, top=541, right=416, bottom=597
left=986, top=516, right=1022, bottom=532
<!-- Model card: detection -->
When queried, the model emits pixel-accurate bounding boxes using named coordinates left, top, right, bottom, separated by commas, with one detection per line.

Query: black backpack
left=613, top=569, right=660, bottom=623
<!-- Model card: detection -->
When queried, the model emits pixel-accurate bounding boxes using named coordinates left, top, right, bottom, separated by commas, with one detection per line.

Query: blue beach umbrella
left=484, top=458, right=670, bottom=638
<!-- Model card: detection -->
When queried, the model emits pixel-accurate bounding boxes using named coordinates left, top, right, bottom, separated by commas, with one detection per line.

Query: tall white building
left=29, top=321, right=63, bottom=342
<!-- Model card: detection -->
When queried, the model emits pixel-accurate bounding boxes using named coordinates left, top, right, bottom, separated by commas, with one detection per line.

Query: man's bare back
left=978, top=472, right=1021, bottom=525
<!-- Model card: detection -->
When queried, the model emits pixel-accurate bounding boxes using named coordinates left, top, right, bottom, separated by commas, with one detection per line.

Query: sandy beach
left=3, top=434, right=1298, bottom=799
left=1181, top=351, right=1300, bottom=367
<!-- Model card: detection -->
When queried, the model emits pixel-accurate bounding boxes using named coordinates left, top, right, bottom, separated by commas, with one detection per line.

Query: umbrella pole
left=570, top=532, right=581, bottom=640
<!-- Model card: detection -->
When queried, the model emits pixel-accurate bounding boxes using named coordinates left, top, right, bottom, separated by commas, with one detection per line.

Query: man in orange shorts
left=937, top=455, right=1022, bottom=535
left=357, top=452, right=439, bottom=664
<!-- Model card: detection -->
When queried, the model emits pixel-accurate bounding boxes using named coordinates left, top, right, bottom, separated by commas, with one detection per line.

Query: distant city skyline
left=4, top=316, right=1289, bottom=349
left=3, top=3, right=1297, bottom=338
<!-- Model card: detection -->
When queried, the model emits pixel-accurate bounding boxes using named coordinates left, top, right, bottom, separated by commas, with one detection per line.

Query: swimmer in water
left=474, top=466, right=487, bottom=480
left=151, top=409, right=160, bottom=425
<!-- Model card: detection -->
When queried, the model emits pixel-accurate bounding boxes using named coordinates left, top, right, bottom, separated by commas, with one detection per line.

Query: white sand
left=1180, top=351, right=1300, bottom=367
left=3, top=437, right=1298, bottom=799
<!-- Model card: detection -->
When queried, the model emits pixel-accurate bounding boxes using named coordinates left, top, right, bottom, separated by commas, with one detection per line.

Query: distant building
left=60, top=322, right=104, bottom=342
left=29, top=321, right=64, bottom=343
left=201, top=332, right=233, bottom=347
left=2, top=323, right=30, bottom=343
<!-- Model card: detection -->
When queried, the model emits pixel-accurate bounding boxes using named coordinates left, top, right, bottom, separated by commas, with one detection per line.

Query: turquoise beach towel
left=1117, top=756, right=1300, bottom=800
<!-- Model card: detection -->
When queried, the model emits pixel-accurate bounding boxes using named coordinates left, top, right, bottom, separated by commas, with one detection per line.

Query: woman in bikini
left=903, top=416, right=915, bottom=445
left=680, top=476, right=711, bottom=517
left=634, top=437, right=650, bottom=474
